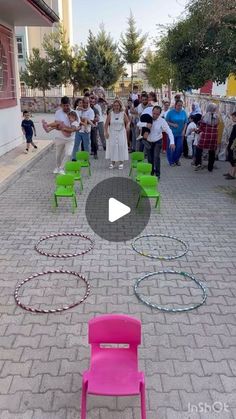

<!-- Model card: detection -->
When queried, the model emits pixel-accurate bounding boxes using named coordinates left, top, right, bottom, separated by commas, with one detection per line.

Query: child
left=42, top=111, right=86, bottom=136
left=21, top=111, right=37, bottom=154
left=137, top=113, right=153, bottom=150
left=186, top=115, right=197, bottom=158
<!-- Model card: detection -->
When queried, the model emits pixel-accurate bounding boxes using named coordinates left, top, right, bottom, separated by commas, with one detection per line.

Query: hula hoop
left=35, top=232, right=94, bottom=258
left=14, top=269, right=90, bottom=313
left=132, top=234, right=188, bottom=260
left=134, top=270, right=207, bottom=312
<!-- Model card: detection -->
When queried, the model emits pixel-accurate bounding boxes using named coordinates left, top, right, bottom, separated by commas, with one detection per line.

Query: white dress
left=106, top=111, right=129, bottom=161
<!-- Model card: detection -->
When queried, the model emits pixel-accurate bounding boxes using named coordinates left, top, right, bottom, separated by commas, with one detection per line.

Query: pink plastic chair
left=80, top=314, right=146, bottom=419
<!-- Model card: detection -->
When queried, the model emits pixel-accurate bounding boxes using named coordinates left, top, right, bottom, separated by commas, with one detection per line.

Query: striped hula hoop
left=14, top=269, right=91, bottom=314
left=35, top=232, right=94, bottom=258
left=132, top=233, right=188, bottom=260
left=134, top=270, right=207, bottom=313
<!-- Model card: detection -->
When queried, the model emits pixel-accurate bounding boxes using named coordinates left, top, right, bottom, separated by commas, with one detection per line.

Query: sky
left=72, top=0, right=189, bottom=49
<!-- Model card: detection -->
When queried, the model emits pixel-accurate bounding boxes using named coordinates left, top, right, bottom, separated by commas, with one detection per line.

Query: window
left=16, top=36, right=24, bottom=59
left=0, top=25, right=17, bottom=109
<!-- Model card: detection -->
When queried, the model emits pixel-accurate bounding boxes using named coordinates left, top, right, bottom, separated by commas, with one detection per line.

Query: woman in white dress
left=104, top=99, right=129, bottom=169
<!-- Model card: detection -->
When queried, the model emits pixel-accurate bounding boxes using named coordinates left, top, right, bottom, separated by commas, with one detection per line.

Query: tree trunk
left=168, top=81, right=172, bottom=101
left=42, top=89, right=47, bottom=113
left=131, top=63, right=134, bottom=91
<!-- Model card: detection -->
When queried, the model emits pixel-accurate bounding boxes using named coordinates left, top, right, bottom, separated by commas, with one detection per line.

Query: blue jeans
left=72, top=131, right=90, bottom=160
left=167, top=135, right=183, bottom=165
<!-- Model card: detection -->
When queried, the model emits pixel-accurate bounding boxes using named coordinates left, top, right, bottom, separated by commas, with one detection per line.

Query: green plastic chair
left=76, top=151, right=91, bottom=176
left=129, top=152, right=145, bottom=177
left=65, top=161, right=83, bottom=191
left=136, top=175, right=161, bottom=212
left=53, top=174, right=77, bottom=213
left=136, top=162, right=152, bottom=182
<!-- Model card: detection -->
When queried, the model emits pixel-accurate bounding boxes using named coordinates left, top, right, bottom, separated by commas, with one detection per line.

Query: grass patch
left=216, top=186, right=236, bottom=200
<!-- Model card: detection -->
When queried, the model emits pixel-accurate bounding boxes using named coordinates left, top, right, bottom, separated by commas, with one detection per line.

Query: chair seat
left=84, top=349, right=144, bottom=396
left=55, top=187, right=75, bottom=197
left=79, top=162, right=89, bottom=167
left=65, top=171, right=82, bottom=181
left=142, top=189, right=160, bottom=198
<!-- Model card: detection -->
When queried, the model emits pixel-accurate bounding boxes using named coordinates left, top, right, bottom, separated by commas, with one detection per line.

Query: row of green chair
left=129, top=152, right=161, bottom=212
left=53, top=151, right=91, bottom=213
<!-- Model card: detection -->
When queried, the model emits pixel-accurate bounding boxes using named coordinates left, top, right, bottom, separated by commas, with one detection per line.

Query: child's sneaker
left=24, top=149, right=29, bottom=154
left=33, top=144, right=38, bottom=149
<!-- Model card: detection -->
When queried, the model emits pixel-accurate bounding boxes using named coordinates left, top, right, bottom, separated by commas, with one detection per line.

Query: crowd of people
left=21, top=79, right=236, bottom=180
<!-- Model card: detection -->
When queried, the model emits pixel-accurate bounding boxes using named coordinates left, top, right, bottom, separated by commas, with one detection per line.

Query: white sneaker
left=53, top=167, right=60, bottom=174
left=59, top=169, right=65, bottom=175
left=118, top=163, right=124, bottom=170
left=109, top=163, right=115, bottom=169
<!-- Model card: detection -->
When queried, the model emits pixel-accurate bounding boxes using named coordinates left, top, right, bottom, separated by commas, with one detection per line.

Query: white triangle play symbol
left=108, top=198, right=131, bottom=223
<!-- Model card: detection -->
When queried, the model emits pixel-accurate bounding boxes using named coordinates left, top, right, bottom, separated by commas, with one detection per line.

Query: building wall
left=0, top=21, right=23, bottom=156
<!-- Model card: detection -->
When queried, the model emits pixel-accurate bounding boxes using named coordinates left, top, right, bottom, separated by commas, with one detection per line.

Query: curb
left=0, top=142, right=53, bottom=195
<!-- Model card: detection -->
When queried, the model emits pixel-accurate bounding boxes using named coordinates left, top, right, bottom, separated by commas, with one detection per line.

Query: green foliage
left=84, top=26, right=124, bottom=88
left=120, top=12, right=147, bottom=65
left=120, top=12, right=147, bottom=87
left=144, top=44, right=173, bottom=90
left=20, top=48, right=51, bottom=92
left=164, top=0, right=236, bottom=90
left=43, top=24, right=89, bottom=94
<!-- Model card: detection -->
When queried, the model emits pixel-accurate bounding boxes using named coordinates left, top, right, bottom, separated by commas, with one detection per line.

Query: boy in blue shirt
left=21, top=111, right=37, bottom=154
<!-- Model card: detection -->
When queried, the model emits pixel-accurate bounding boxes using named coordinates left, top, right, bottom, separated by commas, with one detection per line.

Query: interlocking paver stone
left=0, top=148, right=235, bottom=419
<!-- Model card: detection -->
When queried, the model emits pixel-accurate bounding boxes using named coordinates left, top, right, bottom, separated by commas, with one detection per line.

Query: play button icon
left=85, top=176, right=151, bottom=242
left=109, top=198, right=131, bottom=223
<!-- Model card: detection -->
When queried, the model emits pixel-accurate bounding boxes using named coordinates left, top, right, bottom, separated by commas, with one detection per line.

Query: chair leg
left=158, top=196, right=161, bottom=213
left=129, top=167, right=132, bottom=176
left=88, top=166, right=91, bottom=176
left=80, top=379, right=88, bottom=419
left=140, top=381, right=147, bottom=419
left=80, top=179, right=83, bottom=191
left=53, top=195, right=58, bottom=207
left=136, top=195, right=141, bottom=208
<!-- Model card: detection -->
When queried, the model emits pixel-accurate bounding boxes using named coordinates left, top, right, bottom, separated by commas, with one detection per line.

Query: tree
left=20, top=48, right=52, bottom=112
left=84, top=26, right=124, bottom=88
left=120, top=12, right=147, bottom=90
left=43, top=24, right=90, bottom=96
left=144, top=43, right=174, bottom=97
left=164, top=0, right=236, bottom=90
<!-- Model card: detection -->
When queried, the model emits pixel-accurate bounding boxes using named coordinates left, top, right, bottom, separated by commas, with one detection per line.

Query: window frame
left=0, top=24, right=17, bottom=109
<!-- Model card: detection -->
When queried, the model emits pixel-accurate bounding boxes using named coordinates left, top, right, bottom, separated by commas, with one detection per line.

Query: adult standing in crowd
left=96, top=96, right=107, bottom=151
left=71, top=96, right=94, bottom=160
left=189, top=102, right=202, bottom=124
left=104, top=99, right=129, bottom=170
left=161, top=99, right=171, bottom=152
left=194, top=103, right=219, bottom=172
left=53, top=96, right=74, bottom=174
left=224, top=111, right=236, bottom=179
left=129, top=85, right=139, bottom=103
left=93, top=79, right=105, bottom=97
left=166, top=99, right=188, bottom=166
left=138, top=106, right=175, bottom=178
left=89, top=95, right=100, bottom=159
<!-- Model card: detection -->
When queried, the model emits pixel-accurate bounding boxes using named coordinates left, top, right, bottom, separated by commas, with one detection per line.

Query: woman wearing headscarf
left=194, top=103, right=219, bottom=172
left=189, top=102, right=202, bottom=124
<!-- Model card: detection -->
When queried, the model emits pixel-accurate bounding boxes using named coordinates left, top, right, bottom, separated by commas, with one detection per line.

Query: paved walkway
left=0, top=148, right=235, bottom=419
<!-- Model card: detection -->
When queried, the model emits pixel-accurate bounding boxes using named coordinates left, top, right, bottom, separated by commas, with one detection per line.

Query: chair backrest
left=89, top=314, right=141, bottom=345
left=139, top=175, right=158, bottom=188
left=56, top=174, right=74, bottom=187
left=76, top=151, right=89, bottom=161
left=65, top=161, right=81, bottom=172
left=137, top=162, right=152, bottom=175
left=131, top=151, right=144, bottom=162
